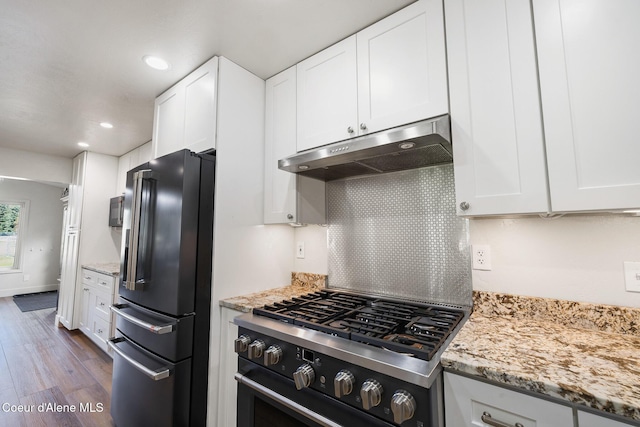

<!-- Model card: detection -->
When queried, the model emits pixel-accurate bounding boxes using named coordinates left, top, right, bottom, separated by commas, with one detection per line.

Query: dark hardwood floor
left=0, top=296, right=114, bottom=427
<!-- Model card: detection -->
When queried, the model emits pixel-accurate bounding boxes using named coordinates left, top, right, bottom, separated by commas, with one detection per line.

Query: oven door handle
left=108, top=337, right=171, bottom=381
left=234, top=373, right=342, bottom=427
left=110, top=304, right=175, bottom=334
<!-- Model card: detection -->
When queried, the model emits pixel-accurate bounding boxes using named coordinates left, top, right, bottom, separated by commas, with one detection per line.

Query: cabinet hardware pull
left=110, top=304, right=175, bottom=334
left=481, top=411, right=524, bottom=427
left=459, top=201, right=470, bottom=211
left=360, top=123, right=367, bottom=131
left=347, top=126, right=354, bottom=134
left=125, top=169, right=153, bottom=291
left=235, top=373, right=342, bottom=427
left=108, top=337, right=171, bottom=381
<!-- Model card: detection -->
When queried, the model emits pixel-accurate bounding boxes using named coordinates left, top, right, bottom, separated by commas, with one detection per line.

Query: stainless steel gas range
left=233, top=289, right=469, bottom=427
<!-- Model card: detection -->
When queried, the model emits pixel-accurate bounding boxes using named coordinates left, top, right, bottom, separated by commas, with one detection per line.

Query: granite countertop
left=82, top=263, right=120, bottom=276
left=219, top=272, right=327, bottom=313
left=442, top=291, right=640, bottom=422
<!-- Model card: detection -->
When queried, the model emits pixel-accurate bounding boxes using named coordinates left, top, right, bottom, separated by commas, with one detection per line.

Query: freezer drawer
left=112, top=297, right=194, bottom=362
left=109, top=333, right=191, bottom=427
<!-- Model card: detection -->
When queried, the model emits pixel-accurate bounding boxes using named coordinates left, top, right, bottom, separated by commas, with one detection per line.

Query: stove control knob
left=391, top=390, right=416, bottom=424
left=293, top=364, right=315, bottom=390
left=234, top=335, right=251, bottom=353
left=247, top=340, right=266, bottom=360
left=264, top=345, right=283, bottom=366
left=334, top=370, right=355, bottom=398
left=360, top=379, right=383, bottom=410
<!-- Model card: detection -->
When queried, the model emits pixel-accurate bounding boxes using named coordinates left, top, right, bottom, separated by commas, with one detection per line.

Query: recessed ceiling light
left=143, top=55, right=170, bottom=71
left=78, top=142, right=89, bottom=148
left=100, top=122, right=113, bottom=129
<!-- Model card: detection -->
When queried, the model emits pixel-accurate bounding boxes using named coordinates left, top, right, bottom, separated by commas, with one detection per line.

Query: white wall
left=470, top=215, right=640, bottom=308
left=0, top=147, right=72, bottom=185
left=293, top=225, right=328, bottom=274
left=208, top=57, right=295, bottom=426
left=0, top=178, right=64, bottom=296
left=300, top=213, right=640, bottom=307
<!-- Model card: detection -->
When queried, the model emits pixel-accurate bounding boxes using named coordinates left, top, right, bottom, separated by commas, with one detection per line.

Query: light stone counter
left=82, top=262, right=120, bottom=276
left=442, top=291, right=640, bottom=422
left=219, top=272, right=327, bottom=313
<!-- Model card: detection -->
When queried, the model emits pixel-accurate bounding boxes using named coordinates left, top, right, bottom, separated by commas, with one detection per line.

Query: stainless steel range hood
left=278, top=115, right=452, bottom=181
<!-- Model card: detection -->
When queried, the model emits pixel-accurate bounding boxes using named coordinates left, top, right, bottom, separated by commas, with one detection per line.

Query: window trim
left=0, top=199, right=29, bottom=274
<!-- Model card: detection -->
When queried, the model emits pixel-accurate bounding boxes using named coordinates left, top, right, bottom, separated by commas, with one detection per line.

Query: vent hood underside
left=278, top=115, right=452, bottom=181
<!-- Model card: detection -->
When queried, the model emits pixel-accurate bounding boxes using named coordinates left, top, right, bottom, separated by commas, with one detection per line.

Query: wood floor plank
left=64, top=383, right=114, bottom=427
left=0, top=386, right=26, bottom=427
left=0, top=296, right=114, bottom=426
left=19, top=386, right=83, bottom=427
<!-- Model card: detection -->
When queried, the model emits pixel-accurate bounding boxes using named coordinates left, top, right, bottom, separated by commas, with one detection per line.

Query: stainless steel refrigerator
left=109, top=149, right=215, bottom=427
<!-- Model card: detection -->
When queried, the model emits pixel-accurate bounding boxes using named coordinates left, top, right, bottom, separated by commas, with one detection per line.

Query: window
left=0, top=201, right=27, bottom=271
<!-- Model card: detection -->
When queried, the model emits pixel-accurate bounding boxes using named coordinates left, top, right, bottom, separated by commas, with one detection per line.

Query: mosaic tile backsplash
left=327, top=164, right=472, bottom=307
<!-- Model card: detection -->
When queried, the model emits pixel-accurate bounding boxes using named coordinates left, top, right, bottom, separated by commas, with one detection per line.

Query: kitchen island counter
left=442, top=291, right=640, bottom=422
left=219, top=272, right=326, bottom=312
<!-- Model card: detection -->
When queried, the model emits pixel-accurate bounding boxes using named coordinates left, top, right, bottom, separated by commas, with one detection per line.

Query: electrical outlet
left=624, top=261, right=640, bottom=293
left=472, top=244, right=492, bottom=271
left=296, top=242, right=305, bottom=259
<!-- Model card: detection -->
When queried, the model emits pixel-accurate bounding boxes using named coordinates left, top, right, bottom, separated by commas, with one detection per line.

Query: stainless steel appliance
left=234, top=289, right=469, bottom=427
left=109, top=149, right=215, bottom=427
left=278, top=115, right=452, bottom=181
left=108, top=195, right=124, bottom=227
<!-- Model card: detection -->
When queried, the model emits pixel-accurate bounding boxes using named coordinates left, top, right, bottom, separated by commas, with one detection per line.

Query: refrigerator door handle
left=108, top=337, right=171, bottom=381
left=110, top=304, right=175, bottom=334
left=125, top=169, right=153, bottom=291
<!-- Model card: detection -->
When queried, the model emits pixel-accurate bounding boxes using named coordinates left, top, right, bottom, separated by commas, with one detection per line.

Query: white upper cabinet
left=296, top=36, right=358, bottom=152
left=265, top=66, right=298, bottom=223
left=446, top=0, right=549, bottom=215
left=296, top=0, right=447, bottom=152
left=357, top=0, right=448, bottom=135
left=265, top=67, right=326, bottom=224
left=533, top=0, right=640, bottom=212
left=153, top=57, right=218, bottom=158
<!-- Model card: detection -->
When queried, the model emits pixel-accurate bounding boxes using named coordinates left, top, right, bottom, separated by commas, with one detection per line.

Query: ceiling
left=0, top=0, right=415, bottom=160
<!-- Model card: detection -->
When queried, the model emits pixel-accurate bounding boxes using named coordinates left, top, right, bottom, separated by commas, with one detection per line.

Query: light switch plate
left=623, top=261, right=640, bottom=293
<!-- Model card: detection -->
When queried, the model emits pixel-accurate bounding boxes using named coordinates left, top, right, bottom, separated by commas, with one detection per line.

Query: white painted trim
left=0, top=283, right=59, bottom=298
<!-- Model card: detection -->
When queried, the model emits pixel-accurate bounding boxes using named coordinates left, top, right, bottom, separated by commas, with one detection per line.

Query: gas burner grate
left=253, top=290, right=464, bottom=360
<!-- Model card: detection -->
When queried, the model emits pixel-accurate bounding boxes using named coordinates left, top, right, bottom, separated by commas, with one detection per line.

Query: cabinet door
left=446, top=0, right=549, bottom=216
left=216, top=307, right=241, bottom=427
left=78, top=282, right=91, bottom=335
left=357, top=0, right=448, bottom=135
left=57, top=230, right=80, bottom=329
left=534, top=0, right=640, bottom=212
left=578, top=410, right=636, bottom=427
left=183, top=57, right=218, bottom=154
left=264, top=67, right=298, bottom=223
left=153, top=87, right=185, bottom=159
left=444, top=373, right=574, bottom=427
left=297, top=36, right=358, bottom=151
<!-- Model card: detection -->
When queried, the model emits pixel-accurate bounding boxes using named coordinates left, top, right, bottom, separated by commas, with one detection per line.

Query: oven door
left=236, top=359, right=395, bottom=427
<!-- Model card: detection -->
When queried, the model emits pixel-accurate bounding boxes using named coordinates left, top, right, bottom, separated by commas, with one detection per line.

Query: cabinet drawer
left=95, top=272, right=115, bottom=293
left=91, top=290, right=112, bottom=322
left=444, top=372, right=574, bottom=427
left=81, top=269, right=98, bottom=286
left=91, top=315, right=110, bottom=347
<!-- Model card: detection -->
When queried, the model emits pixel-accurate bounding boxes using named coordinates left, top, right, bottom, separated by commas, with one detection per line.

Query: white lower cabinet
left=578, top=411, right=637, bottom=427
left=78, top=268, right=116, bottom=353
left=444, top=372, right=574, bottom=426
left=217, top=306, right=241, bottom=427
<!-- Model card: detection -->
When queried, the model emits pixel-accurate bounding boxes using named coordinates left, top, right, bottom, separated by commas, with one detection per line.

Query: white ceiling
left=0, top=0, right=415, bottom=160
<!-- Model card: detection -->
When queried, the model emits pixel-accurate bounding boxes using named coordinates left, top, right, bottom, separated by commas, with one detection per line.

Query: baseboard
left=0, top=283, right=59, bottom=298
